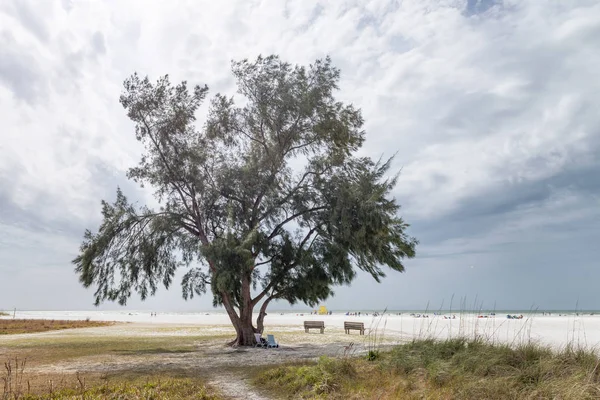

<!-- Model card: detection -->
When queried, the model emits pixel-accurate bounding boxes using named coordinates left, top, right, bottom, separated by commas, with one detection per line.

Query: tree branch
left=257, top=166, right=331, bottom=223
left=254, top=255, right=277, bottom=269
left=267, top=206, right=327, bottom=240
left=252, top=226, right=319, bottom=306
left=140, top=114, right=210, bottom=244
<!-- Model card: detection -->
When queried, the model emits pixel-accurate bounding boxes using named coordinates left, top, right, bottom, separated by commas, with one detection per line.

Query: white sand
left=3, top=310, right=600, bottom=349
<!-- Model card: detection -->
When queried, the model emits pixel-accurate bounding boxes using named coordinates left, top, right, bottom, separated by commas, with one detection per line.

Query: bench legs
left=305, top=328, right=325, bottom=333
left=344, top=329, right=365, bottom=335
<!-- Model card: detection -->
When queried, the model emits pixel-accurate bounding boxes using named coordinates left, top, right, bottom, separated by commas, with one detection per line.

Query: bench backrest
left=304, top=321, right=325, bottom=327
left=344, top=322, right=364, bottom=328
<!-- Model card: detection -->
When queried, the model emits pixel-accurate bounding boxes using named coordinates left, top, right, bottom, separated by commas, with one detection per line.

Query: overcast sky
left=1, top=0, right=599, bottom=312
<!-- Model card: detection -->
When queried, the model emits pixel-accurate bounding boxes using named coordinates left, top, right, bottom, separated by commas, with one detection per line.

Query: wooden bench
left=304, top=320, right=325, bottom=333
left=344, top=321, right=365, bottom=335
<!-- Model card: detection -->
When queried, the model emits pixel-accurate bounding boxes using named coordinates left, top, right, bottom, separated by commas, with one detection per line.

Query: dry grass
left=1, top=357, right=222, bottom=400
left=0, top=320, right=112, bottom=335
left=0, top=329, right=240, bottom=398
left=254, top=338, right=600, bottom=399
left=22, top=378, right=221, bottom=399
left=0, top=333, right=229, bottom=366
left=0, top=332, right=235, bottom=399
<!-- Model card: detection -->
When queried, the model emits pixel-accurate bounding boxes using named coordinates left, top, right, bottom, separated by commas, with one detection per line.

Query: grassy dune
left=0, top=319, right=112, bottom=335
left=254, top=338, right=600, bottom=399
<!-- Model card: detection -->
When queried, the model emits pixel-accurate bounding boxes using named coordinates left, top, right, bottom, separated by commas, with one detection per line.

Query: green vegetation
left=254, top=338, right=600, bottom=399
left=3, top=376, right=221, bottom=399
left=254, top=356, right=358, bottom=398
left=73, top=55, right=417, bottom=346
left=0, top=319, right=112, bottom=335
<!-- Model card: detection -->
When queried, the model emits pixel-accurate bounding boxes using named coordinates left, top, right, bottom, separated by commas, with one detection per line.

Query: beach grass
left=0, top=319, right=113, bottom=335
left=2, top=371, right=222, bottom=399
left=253, top=338, right=600, bottom=399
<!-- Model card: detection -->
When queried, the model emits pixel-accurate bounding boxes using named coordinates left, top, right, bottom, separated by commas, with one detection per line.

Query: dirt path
left=208, top=371, right=270, bottom=400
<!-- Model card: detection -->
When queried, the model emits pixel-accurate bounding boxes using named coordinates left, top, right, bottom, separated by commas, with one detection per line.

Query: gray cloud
left=466, top=0, right=502, bottom=16
left=0, top=157, right=146, bottom=240
left=91, top=31, right=106, bottom=55
left=11, top=1, right=49, bottom=43
left=0, top=31, right=47, bottom=103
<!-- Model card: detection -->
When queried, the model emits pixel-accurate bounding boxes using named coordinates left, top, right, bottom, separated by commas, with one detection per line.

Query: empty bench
left=304, top=320, right=325, bottom=334
left=344, top=321, right=365, bottom=335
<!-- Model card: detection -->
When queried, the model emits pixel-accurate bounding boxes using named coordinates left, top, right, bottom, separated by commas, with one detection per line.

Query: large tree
left=73, top=55, right=418, bottom=346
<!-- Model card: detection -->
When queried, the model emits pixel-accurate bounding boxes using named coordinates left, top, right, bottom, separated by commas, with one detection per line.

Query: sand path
left=208, top=372, right=269, bottom=400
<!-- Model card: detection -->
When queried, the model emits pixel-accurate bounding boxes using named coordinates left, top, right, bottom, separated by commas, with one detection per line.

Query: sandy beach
left=3, top=310, right=600, bottom=349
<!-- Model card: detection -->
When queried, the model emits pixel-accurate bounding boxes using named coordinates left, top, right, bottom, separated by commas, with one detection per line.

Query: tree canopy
left=73, top=55, right=418, bottom=345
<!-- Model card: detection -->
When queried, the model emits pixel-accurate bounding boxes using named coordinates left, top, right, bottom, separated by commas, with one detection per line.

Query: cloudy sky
left=1, top=0, right=599, bottom=312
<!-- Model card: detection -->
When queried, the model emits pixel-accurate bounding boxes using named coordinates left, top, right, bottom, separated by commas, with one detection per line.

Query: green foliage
left=73, top=189, right=189, bottom=306
left=366, top=350, right=380, bottom=361
left=73, top=54, right=417, bottom=338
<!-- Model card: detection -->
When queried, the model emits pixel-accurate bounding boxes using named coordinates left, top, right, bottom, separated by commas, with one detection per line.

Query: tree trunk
left=234, top=312, right=257, bottom=347
left=219, top=290, right=256, bottom=346
left=221, top=274, right=259, bottom=347
left=256, top=295, right=275, bottom=334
